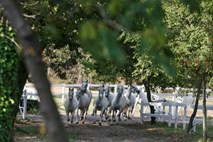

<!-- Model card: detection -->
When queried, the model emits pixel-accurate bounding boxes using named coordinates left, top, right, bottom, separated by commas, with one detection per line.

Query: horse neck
left=115, top=92, right=122, bottom=104
left=127, top=88, right=132, bottom=99
left=96, top=95, right=102, bottom=106
left=106, top=90, right=109, bottom=95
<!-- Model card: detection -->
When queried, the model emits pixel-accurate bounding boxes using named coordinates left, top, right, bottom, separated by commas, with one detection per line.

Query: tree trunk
left=144, top=80, right=156, bottom=124
left=1, top=1, right=68, bottom=142
left=187, top=80, right=202, bottom=133
left=202, top=74, right=207, bottom=141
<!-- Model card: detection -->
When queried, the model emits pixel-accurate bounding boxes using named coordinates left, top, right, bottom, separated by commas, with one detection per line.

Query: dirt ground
left=15, top=87, right=213, bottom=142
left=15, top=113, right=196, bottom=142
left=63, top=117, right=189, bottom=142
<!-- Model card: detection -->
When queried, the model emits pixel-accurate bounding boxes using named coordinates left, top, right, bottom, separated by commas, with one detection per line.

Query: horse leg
left=111, top=110, right=115, bottom=125
left=108, top=107, right=112, bottom=121
left=76, top=109, right=79, bottom=124
left=102, top=109, right=106, bottom=122
left=93, top=108, right=97, bottom=124
left=74, top=109, right=78, bottom=124
left=80, top=110, right=84, bottom=121
left=99, top=108, right=105, bottom=126
left=83, top=108, right=89, bottom=124
left=66, top=111, right=70, bottom=126
left=127, top=108, right=131, bottom=120
left=118, top=109, right=123, bottom=122
left=81, top=110, right=85, bottom=124
left=70, top=112, right=74, bottom=123
left=132, top=102, right=138, bottom=116
left=85, top=109, right=88, bottom=120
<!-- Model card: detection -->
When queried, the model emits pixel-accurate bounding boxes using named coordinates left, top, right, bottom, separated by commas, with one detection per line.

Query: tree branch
left=96, top=3, right=127, bottom=32
left=0, top=0, right=68, bottom=142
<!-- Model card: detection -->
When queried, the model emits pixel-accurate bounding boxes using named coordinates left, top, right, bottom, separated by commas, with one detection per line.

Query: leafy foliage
left=163, top=0, right=213, bottom=88
left=0, top=20, right=20, bottom=141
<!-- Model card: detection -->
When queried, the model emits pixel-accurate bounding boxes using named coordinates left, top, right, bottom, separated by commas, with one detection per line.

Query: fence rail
left=19, top=83, right=212, bottom=132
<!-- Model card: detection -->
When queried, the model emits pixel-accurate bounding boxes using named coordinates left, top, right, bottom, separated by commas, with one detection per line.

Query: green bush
left=0, top=22, right=20, bottom=142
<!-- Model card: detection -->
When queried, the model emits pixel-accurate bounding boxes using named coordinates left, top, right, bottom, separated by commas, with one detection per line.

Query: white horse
left=64, top=88, right=79, bottom=125
left=123, top=84, right=140, bottom=119
left=110, top=85, right=127, bottom=124
left=76, top=80, right=92, bottom=124
left=92, top=84, right=109, bottom=126
left=104, top=86, right=115, bottom=120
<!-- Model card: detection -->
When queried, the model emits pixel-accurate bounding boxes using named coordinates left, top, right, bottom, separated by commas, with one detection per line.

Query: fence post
left=22, top=90, right=27, bottom=119
left=168, top=105, right=172, bottom=127
left=174, top=105, right=178, bottom=128
left=61, top=84, right=65, bottom=103
left=183, top=106, right=187, bottom=129
left=140, top=101, right=144, bottom=124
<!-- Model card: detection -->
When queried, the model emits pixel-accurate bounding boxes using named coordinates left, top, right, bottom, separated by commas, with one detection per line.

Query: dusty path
left=15, top=114, right=194, bottom=142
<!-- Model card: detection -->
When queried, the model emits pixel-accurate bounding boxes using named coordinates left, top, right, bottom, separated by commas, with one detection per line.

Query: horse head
left=117, top=85, right=124, bottom=97
left=76, top=87, right=82, bottom=100
left=131, top=84, right=140, bottom=94
left=98, top=84, right=105, bottom=98
left=68, top=87, right=74, bottom=101
left=80, top=80, right=88, bottom=93
left=105, top=86, right=110, bottom=98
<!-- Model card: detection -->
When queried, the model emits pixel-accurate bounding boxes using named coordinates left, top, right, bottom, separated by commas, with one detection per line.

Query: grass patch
left=15, top=125, right=39, bottom=134
left=140, top=122, right=213, bottom=142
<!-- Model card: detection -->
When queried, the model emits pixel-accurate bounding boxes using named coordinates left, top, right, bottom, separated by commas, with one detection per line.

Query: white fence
left=19, top=83, right=130, bottom=119
left=19, top=83, right=212, bottom=131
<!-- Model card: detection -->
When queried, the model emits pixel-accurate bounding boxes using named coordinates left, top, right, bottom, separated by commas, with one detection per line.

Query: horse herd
left=63, top=80, right=142, bottom=126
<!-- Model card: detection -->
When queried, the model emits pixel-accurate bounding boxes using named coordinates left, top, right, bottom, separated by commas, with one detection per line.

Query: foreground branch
left=0, top=0, right=68, bottom=142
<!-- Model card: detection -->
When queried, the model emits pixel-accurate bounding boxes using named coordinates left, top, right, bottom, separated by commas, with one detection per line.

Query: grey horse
left=64, top=87, right=79, bottom=125
left=123, top=84, right=140, bottom=119
left=76, top=80, right=92, bottom=124
left=92, top=84, right=109, bottom=126
left=110, top=85, right=127, bottom=125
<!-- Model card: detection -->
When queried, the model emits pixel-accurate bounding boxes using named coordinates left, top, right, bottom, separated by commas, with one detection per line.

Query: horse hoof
left=82, top=121, right=85, bottom=124
left=76, top=122, right=79, bottom=124
left=113, top=120, right=116, bottom=122
left=71, top=121, right=73, bottom=123
left=116, top=122, right=119, bottom=125
left=99, top=123, right=102, bottom=126
left=93, top=121, right=96, bottom=124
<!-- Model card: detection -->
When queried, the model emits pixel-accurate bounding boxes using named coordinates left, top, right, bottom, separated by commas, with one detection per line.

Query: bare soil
left=15, top=114, right=195, bottom=142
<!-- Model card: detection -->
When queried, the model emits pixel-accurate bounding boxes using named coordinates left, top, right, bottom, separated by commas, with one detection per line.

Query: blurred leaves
left=80, top=21, right=126, bottom=66
left=180, top=0, right=201, bottom=13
